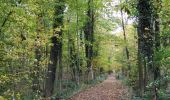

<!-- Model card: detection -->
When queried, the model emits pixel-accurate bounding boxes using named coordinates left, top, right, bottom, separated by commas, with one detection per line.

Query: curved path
left=70, top=75, right=131, bottom=100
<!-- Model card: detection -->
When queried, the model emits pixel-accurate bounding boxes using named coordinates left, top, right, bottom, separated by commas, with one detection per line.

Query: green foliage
left=0, top=0, right=170, bottom=99
left=0, top=0, right=119, bottom=99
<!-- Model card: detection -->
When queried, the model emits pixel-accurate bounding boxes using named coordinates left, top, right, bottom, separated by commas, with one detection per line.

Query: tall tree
left=44, top=0, right=65, bottom=97
left=120, top=0, right=131, bottom=77
left=152, top=0, right=162, bottom=98
left=67, top=17, right=79, bottom=83
left=137, top=0, right=161, bottom=99
left=137, top=0, right=153, bottom=97
left=84, top=0, right=95, bottom=80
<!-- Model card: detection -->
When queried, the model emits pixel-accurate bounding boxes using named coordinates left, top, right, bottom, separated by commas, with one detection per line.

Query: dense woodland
left=0, top=0, right=170, bottom=100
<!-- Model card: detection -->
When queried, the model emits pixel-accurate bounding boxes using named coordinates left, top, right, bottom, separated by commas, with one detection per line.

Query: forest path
left=70, top=74, right=132, bottom=100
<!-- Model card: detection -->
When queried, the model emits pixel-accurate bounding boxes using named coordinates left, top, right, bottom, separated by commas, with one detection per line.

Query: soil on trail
left=70, top=75, right=131, bottom=100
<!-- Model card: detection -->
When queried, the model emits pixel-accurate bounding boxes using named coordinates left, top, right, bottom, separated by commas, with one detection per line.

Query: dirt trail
left=70, top=75, right=131, bottom=100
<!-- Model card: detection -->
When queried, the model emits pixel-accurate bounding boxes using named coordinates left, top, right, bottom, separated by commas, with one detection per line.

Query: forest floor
left=70, top=74, right=132, bottom=100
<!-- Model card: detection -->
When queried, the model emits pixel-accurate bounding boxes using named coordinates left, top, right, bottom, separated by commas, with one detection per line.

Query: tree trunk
left=84, top=0, right=94, bottom=80
left=153, top=1, right=161, bottom=98
left=120, top=4, right=131, bottom=77
left=137, top=39, right=144, bottom=96
left=137, top=0, right=155, bottom=98
left=44, top=0, right=65, bottom=97
left=76, top=0, right=80, bottom=84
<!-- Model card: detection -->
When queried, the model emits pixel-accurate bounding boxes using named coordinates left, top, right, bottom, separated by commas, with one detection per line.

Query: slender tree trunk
left=137, top=0, right=154, bottom=97
left=44, top=0, right=65, bottom=97
left=143, top=57, right=147, bottom=92
left=153, top=1, right=161, bottom=98
left=84, top=0, right=94, bottom=80
left=67, top=18, right=77, bottom=83
left=69, top=38, right=77, bottom=82
left=120, top=0, right=131, bottom=77
left=137, top=0, right=161, bottom=99
left=137, top=40, right=144, bottom=96
left=76, top=0, right=80, bottom=84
